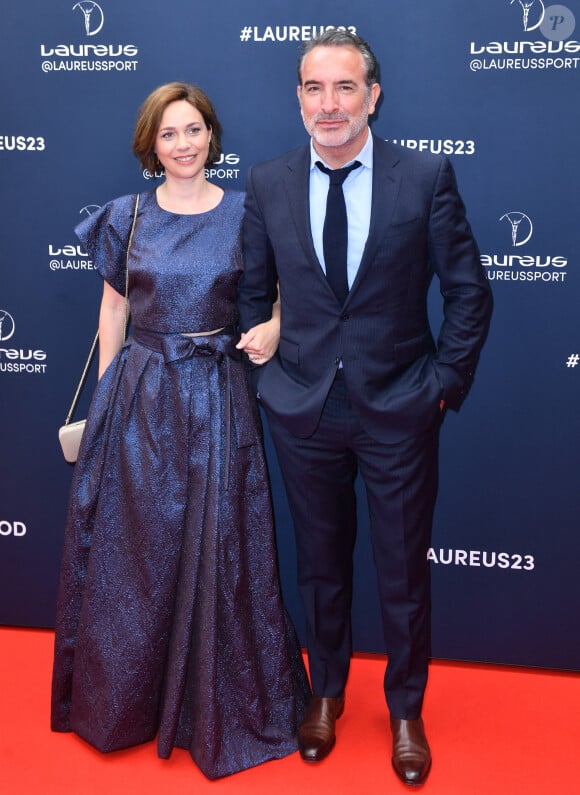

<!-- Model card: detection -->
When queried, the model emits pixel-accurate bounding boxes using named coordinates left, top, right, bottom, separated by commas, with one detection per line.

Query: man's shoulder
left=373, top=134, right=446, bottom=171
left=250, top=144, right=309, bottom=176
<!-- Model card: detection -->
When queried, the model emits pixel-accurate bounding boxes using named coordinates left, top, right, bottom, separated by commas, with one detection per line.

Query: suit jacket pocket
left=388, top=216, right=421, bottom=235
left=279, top=337, right=300, bottom=365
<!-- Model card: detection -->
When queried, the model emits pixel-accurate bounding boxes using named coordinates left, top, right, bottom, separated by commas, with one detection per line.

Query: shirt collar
left=309, top=128, right=374, bottom=171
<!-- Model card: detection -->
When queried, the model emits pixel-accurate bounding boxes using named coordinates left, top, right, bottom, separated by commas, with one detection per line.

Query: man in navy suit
left=237, top=29, right=492, bottom=786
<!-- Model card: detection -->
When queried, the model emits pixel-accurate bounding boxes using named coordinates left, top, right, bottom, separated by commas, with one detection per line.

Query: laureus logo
left=0, top=310, right=16, bottom=342
left=40, top=1, right=138, bottom=68
left=73, top=2, right=105, bottom=37
left=499, top=212, right=533, bottom=247
left=481, top=209, right=568, bottom=284
left=79, top=204, right=101, bottom=217
left=47, top=206, right=96, bottom=272
left=0, top=311, right=48, bottom=374
left=509, top=0, right=545, bottom=32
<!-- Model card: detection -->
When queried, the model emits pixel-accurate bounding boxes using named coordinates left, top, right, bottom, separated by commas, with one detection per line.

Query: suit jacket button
left=341, top=314, right=350, bottom=321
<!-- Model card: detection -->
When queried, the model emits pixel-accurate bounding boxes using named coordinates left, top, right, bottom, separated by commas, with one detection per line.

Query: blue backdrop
left=1, top=0, right=579, bottom=670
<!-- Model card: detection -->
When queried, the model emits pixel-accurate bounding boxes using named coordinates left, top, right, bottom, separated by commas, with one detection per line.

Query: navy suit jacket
left=238, top=135, right=492, bottom=443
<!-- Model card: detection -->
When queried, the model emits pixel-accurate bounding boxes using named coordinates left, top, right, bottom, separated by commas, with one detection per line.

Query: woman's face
left=155, top=99, right=211, bottom=183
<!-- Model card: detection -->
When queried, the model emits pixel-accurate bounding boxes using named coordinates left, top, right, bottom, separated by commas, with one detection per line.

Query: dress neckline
left=153, top=186, right=226, bottom=217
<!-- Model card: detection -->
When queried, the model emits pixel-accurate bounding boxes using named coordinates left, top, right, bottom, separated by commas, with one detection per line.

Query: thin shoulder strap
left=63, top=193, right=140, bottom=426
left=123, top=192, right=140, bottom=335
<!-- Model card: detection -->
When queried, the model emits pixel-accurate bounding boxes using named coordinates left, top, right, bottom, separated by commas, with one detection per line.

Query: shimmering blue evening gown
left=51, top=189, right=310, bottom=779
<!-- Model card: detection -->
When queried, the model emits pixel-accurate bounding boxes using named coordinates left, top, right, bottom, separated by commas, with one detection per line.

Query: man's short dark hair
left=297, top=29, right=380, bottom=87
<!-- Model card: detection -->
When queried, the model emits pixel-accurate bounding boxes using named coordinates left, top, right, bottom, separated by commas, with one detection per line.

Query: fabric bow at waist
left=133, top=326, right=241, bottom=365
left=132, top=327, right=256, bottom=489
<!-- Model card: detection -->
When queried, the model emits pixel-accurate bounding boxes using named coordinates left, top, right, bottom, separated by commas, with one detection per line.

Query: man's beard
left=302, top=98, right=371, bottom=150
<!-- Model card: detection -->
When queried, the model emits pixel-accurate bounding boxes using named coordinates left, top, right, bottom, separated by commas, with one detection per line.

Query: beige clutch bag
left=58, top=419, right=88, bottom=463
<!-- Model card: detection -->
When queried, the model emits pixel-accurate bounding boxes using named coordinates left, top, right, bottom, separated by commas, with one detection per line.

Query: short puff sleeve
left=75, top=193, right=138, bottom=295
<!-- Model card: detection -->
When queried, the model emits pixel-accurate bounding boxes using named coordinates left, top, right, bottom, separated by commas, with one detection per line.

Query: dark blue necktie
left=316, top=160, right=362, bottom=304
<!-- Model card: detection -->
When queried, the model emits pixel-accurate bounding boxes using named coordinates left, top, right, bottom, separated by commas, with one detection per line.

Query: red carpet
left=1, top=626, right=578, bottom=794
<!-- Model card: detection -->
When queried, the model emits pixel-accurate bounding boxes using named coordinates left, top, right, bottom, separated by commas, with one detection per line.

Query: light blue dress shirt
left=309, top=129, right=373, bottom=290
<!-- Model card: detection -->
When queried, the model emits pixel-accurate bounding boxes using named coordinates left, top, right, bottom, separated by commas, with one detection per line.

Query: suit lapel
left=284, top=147, right=320, bottom=268
left=347, top=137, right=402, bottom=302
left=284, top=146, right=339, bottom=295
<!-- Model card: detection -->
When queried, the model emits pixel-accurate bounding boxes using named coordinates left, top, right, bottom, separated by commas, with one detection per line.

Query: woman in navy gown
left=51, top=82, right=310, bottom=779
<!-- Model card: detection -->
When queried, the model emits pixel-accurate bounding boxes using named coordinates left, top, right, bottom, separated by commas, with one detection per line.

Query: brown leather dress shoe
left=390, top=717, right=432, bottom=786
left=297, top=694, right=345, bottom=762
